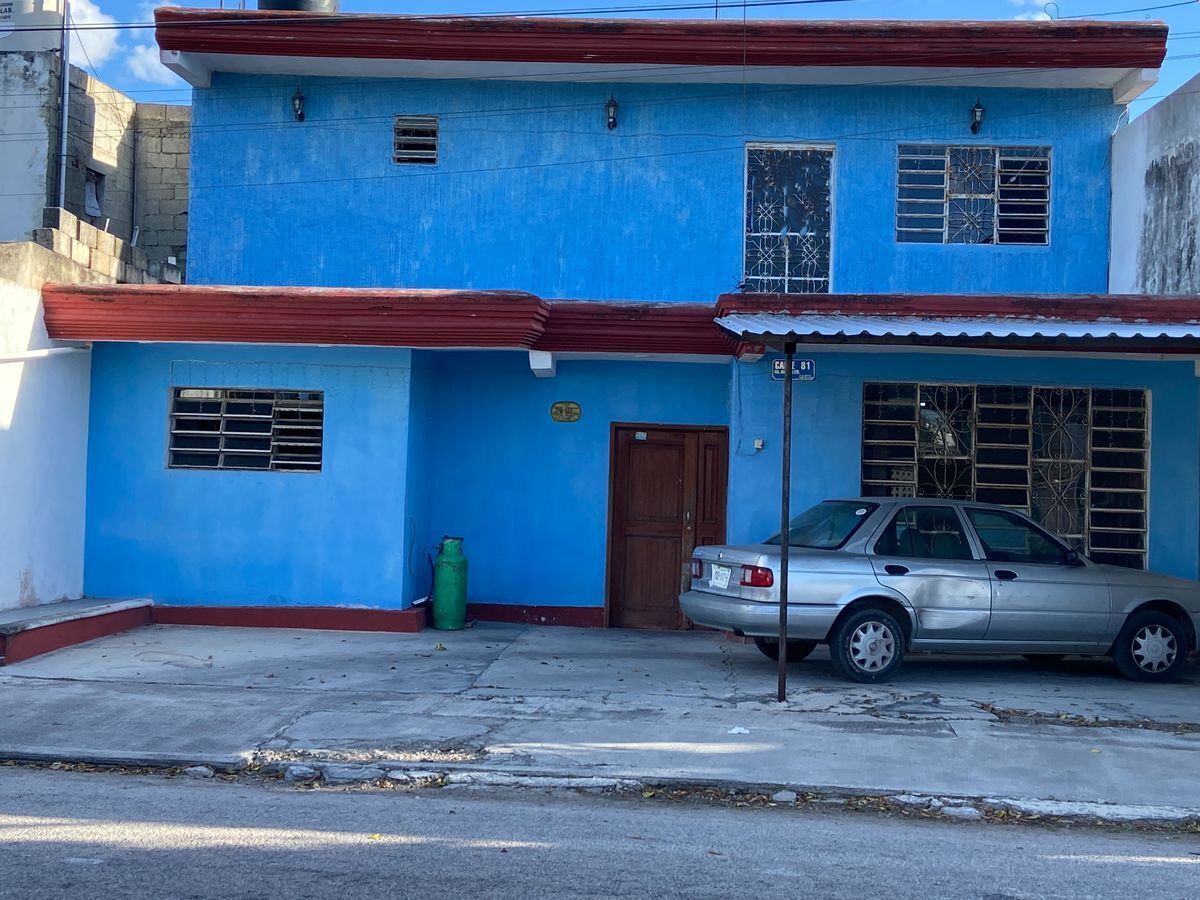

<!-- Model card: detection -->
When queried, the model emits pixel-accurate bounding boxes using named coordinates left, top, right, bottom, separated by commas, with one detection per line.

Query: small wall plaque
left=550, top=401, right=581, bottom=423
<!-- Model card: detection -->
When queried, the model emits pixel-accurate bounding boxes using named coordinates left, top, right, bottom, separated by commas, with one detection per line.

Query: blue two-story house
left=44, top=9, right=1192, bottom=631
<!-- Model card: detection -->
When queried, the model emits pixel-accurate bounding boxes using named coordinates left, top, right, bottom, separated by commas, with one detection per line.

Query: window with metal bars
left=743, top=144, right=834, bottom=294
left=168, top=388, right=324, bottom=472
left=393, top=115, right=438, bottom=165
left=861, top=383, right=1148, bottom=569
left=896, top=145, right=1050, bottom=245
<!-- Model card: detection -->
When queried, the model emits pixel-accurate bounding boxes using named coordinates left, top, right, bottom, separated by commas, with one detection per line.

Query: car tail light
left=740, top=565, right=774, bottom=588
left=690, top=558, right=704, bottom=579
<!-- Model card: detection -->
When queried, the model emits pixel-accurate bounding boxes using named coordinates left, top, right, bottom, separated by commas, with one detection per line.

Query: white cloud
left=127, top=41, right=186, bottom=86
left=69, top=0, right=119, bottom=66
left=1008, top=0, right=1052, bottom=18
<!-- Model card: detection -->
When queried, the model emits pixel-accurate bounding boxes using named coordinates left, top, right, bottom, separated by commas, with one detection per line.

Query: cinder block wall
left=54, top=65, right=138, bottom=242
left=134, top=103, right=191, bottom=276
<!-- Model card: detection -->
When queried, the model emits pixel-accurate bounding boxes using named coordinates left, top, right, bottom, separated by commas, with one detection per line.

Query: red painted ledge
left=154, top=9, right=1168, bottom=71
left=467, top=603, right=605, bottom=628
left=0, top=606, right=152, bottom=665
left=150, top=605, right=428, bottom=633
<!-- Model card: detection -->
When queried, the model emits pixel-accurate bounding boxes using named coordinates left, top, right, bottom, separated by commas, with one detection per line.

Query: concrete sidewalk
left=1, top=623, right=1197, bottom=819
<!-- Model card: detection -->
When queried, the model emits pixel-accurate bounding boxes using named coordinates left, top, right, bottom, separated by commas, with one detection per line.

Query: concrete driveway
left=1, top=624, right=1197, bottom=811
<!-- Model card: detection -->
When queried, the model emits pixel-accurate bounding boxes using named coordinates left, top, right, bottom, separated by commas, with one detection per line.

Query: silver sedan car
left=680, top=498, right=1200, bottom=684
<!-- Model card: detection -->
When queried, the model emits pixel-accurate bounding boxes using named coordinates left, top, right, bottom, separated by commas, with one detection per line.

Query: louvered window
left=896, top=145, right=1050, bottom=245
left=169, top=388, right=324, bottom=472
left=393, top=115, right=438, bottom=165
left=862, top=383, right=1148, bottom=569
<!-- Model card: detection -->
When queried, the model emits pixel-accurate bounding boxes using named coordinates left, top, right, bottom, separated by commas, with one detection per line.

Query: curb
left=260, top=759, right=1200, bottom=829
left=0, top=749, right=250, bottom=774
left=4, top=750, right=1198, bottom=830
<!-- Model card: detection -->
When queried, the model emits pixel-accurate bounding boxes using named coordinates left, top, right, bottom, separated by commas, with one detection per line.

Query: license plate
left=710, top=565, right=732, bottom=590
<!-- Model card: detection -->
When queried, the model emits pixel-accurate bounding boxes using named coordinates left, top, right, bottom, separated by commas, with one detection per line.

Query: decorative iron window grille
left=169, top=388, right=324, bottom=472
left=862, top=383, right=1148, bottom=569
left=393, top=115, right=438, bottom=165
left=744, top=145, right=833, bottom=293
left=896, top=145, right=1050, bottom=245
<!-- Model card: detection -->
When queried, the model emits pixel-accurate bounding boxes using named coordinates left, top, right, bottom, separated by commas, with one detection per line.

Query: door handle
left=995, top=569, right=1019, bottom=581
left=884, top=564, right=909, bottom=576
left=684, top=509, right=693, bottom=532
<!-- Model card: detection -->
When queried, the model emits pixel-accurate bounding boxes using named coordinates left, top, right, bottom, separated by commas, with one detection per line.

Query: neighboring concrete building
left=0, top=243, right=97, bottom=611
left=0, top=44, right=190, bottom=278
left=0, top=21, right=190, bottom=610
left=35, top=12, right=1200, bottom=631
left=1110, top=71, right=1200, bottom=293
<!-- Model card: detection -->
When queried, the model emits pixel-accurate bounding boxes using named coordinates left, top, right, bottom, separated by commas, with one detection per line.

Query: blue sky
left=74, top=0, right=1200, bottom=115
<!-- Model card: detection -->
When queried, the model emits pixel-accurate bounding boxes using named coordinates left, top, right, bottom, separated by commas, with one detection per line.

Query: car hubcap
left=1132, top=625, right=1177, bottom=673
left=849, top=621, right=895, bottom=672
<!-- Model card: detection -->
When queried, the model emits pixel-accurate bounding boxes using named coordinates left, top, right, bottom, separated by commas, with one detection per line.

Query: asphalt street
left=0, top=768, right=1196, bottom=899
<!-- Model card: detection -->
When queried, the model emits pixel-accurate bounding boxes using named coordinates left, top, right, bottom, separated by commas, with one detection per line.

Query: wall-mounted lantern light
left=292, top=87, right=306, bottom=123
left=970, top=99, right=985, bottom=135
left=605, top=95, right=618, bottom=131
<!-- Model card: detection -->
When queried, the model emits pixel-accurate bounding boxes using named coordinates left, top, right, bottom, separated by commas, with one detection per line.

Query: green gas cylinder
left=431, top=536, right=468, bottom=631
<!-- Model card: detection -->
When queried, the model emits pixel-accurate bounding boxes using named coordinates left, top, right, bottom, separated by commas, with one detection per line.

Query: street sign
left=771, top=358, right=816, bottom=382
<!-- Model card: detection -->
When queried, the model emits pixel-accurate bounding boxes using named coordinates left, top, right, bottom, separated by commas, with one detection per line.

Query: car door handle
left=884, top=564, right=910, bottom=576
left=995, top=569, right=1019, bottom=581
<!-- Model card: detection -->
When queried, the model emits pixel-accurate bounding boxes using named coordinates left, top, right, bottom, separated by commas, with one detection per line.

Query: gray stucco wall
left=1111, top=73, right=1200, bottom=293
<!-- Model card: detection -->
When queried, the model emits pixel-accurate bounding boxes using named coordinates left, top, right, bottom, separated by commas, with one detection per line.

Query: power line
left=0, top=59, right=1123, bottom=141
left=1061, top=0, right=1198, bottom=17
left=0, top=0, right=871, bottom=35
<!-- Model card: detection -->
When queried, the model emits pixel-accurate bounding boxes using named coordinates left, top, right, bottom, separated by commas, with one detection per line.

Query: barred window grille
left=169, top=388, right=324, bottom=472
left=393, top=115, right=438, bottom=165
left=862, top=383, right=1148, bottom=569
left=743, top=145, right=834, bottom=294
left=896, top=145, right=1050, bottom=245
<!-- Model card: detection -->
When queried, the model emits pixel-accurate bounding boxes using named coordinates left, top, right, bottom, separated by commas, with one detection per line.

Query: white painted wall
left=0, top=242, right=93, bottom=610
left=1111, top=72, right=1200, bottom=293
left=0, top=53, right=54, bottom=244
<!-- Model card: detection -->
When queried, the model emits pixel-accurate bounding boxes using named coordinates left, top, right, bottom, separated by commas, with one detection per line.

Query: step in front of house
left=0, top=599, right=153, bottom=665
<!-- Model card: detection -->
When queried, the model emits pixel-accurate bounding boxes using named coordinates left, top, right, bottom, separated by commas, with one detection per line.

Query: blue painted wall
left=727, top=351, right=1200, bottom=580
left=85, top=343, right=418, bottom=607
left=188, top=77, right=1118, bottom=297
left=413, top=352, right=731, bottom=607
left=85, top=344, right=1198, bottom=607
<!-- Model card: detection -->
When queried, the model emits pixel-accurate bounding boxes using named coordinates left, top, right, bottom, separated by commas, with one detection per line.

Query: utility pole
left=56, top=0, right=71, bottom=209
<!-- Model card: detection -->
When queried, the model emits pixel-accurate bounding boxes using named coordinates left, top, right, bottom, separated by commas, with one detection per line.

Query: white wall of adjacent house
left=1111, top=72, right=1200, bottom=293
left=0, top=52, right=55, bottom=245
left=0, top=242, right=94, bottom=610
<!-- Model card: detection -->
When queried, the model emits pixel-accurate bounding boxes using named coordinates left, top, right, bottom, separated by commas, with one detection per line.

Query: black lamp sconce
left=970, top=99, right=985, bottom=135
left=605, top=95, right=618, bottom=130
left=292, top=87, right=306, bottom=123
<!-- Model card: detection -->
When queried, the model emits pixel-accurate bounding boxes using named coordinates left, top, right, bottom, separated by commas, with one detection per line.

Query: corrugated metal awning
left=716, top=313, right=1200, bottom=341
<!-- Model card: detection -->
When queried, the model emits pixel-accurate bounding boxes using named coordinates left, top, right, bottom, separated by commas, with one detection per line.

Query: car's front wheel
left=752, top=637, right=817, bottom=663
left=829, top=607, right=906, bottom=683
left=1112, top=611, right=1190, bottom=683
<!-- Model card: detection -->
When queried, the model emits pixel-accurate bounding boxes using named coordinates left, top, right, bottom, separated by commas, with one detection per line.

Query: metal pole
left=56, top=0, right=71, bottom=209
left=776, top=341, right=795, bottom=703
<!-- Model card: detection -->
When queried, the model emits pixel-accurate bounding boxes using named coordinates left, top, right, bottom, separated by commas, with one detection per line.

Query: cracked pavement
left=0, top=623, right=1197, bottom=809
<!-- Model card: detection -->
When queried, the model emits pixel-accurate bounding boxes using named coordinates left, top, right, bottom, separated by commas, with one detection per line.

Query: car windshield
left=764, top=501, right=878, bottom=550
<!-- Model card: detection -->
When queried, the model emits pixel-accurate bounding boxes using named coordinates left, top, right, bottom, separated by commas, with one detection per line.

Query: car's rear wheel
left=829, top=608, right=905, bottom=683
left=753, top=637, right=817, bottom=663
left=1112, top=611, right=1190, bottom=683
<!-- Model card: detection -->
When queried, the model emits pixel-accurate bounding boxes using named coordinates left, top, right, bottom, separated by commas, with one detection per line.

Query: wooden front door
left=607, top=425, right=728, bottom=629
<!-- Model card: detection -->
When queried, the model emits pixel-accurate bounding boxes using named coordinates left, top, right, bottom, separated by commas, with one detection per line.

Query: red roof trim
left=41, top=285, right=739, bottom=355
left=538, top=301, right=738, bottom=355
left=45, top=286, right=1200, bottom=356
left=42, top=285, right=552, bottom=348
left=717, top=293, right=1200, bottom=323
left=154, top=9, right=1168, bottom=70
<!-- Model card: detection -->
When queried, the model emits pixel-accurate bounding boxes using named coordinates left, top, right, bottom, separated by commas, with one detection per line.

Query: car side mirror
left=1065, top=549, right=1081, bottom=566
